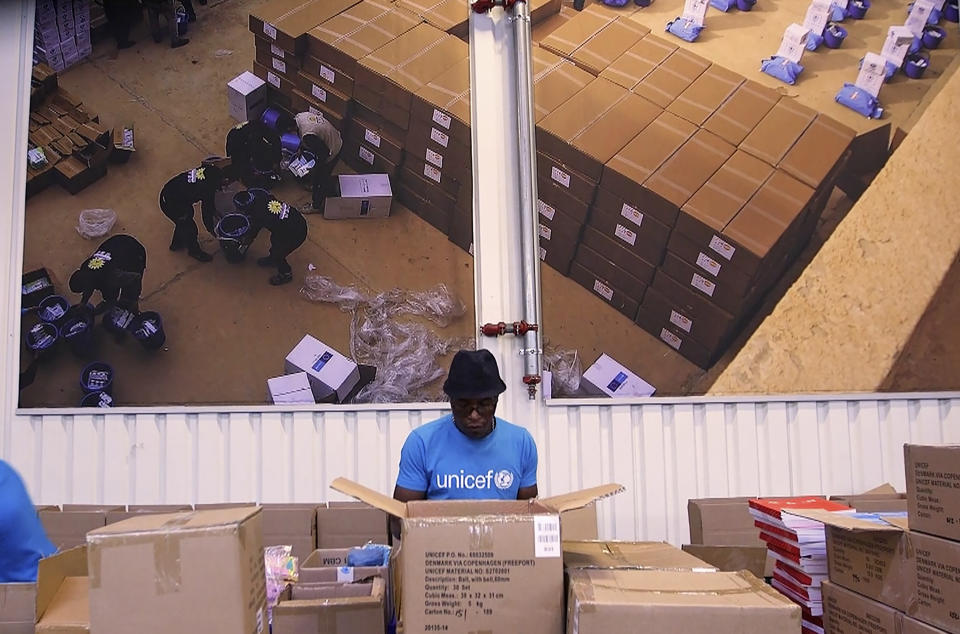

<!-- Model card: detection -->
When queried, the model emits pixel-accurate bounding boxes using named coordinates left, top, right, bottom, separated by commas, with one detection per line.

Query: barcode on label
left=270, top=44, right=284, bottom=58
left=615, top=224, right=637, bottom=246
left=593, top=279, right=614, bottom=301
left=431, top=127, right=449, bottom=148
left=709, top=235, right=735, bottom=260
left=432, top=109, right=452, bottom=129
left=272, top=57, right=286, bottom=74
left=364, top=129, right=381, bottom=148
left=359, top=146, right=375, bottom=165
left=539, top=224, right=552, bottom=240
left=696, top=252, right=721, bottom=276
left=424, top=164, right=441, bottom=183
left=691, top=273, right=716, bottom=297
left=534, top=516, right=561, bottom=558
left=267, top=72, right=280, bottom=89
left=551, top=166, right=570, bottom=188
left=660, top=328, right=683, bottom=350
left=426, top=148, right=443, bottom=169
left=670, top=310, right=692, bottom=333
left=263, top=22, right=277, bottom=39
left=311, top=84, right=327, bottom=102
left=621, top=203, right=643, bottom=227
left=319, top=65, right=335, bottom=84
left=537, top=199, right=555, bottom=220
left=538, top=534, right=560, bottom=543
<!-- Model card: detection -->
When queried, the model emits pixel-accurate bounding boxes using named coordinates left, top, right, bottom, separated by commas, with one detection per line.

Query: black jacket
left=70, top=234, right=146, bottom=305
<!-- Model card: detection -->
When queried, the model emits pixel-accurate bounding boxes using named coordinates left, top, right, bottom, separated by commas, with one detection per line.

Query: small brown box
left=341, top=133, right=400, bottom=180
left=633, top=48, right=710, bottom=109
left=347, top=114, right=404, bottom=165
left=581, top=226, right=656, bottom=287
left=399, top=0, right=469, bottom=39
left=703, top=80, right=780, bottom=146
left=536, top=152, right=597, bottom=207
left=404, top=152, right=466, bottom=199
left=574, top=242, right=648, bottom=301
left=740, top=98, right=818, bottom=167
left=779, top=114, right=856, bottom=189
left=666, top=230, right=754, bottom=298
left=290, top=89, right=345, bottom=131
left=659, top=251, right=759, bottom=317
left=539, top=4, right=617, bottom=59
left=592, top=187, right=672, bottom=258
left=295, top=70, right=352, bottom=118
left=396, top=178, right=453, bottom=235
left=651, top=270, right=737, bottom=351
left=412, top=55, right=472, bottom=148
left=533, top=56, right=595, bottom=123
left=569, top=262, right=641, bottom=320
left=398, top=164, right=457, bottom=215
left=300, top=54, right=355, bottom=96
left=405, top=118, right=471, bottom=183
left=253, top=61, right=295, bottom=99
left=538, top=179, right=591, bottom=225
left=601, top=34, right=678, bottom=90
left=634, top=303, right=715, bottom=368
left=254, top=43, right=300, bottom=81
left=587, top=203, right=668, bottom=266
left=666, top=64, right=745, bottom=127
left=571, top=17, right=650, bottom=76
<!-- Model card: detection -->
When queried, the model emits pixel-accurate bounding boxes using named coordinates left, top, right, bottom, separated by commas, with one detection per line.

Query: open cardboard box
left=331, top=478, right=622, bottom=634
left=35, top=546, right=89, bottom=633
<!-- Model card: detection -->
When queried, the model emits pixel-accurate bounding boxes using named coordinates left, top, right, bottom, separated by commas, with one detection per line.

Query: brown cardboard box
left=405, top=119, right=470, bottom=183
left=529, top=0, right=563, bottom=25
left=348, top=109, right=403, bottom=164
left=539, top=4, right=617, bottom=59
left=538, top=179, right=591, bottom=225
left=687, top=497, right=764, bottom=547
left=398, top=166, right=457, bottom=215
left=570, top=17, right=650, bottom=76
left=538, top=217, right=580, bottom=269
left=563, top=541, right=716, bottom=571
left=261, top=504, right=318, bottom=562
left=667, top=230, right=754, bottom=298
left=290, top=89, right=345, bottom=131
left=667, top=64, right=745, bottom=127
left=316, top=501, right=389, bottom=549
left=703, top=80, right=780, bottom=146
left=581, top=226, right=656, bottom=287
left=411, top=56, right=471, bottom=147
left=575, top=243, right=648, bottom=302
left=342, top=131, right=400, bottom=179
left=404, top=153, right=465, bottom=199
left=254, top=61, right=295, bottom=99
left=105, top=504, right=192, bottom=525
left=601, top=111, right=697, bottom=226
left=273, top=579, right=384, bottom=634
left=905, top=445, right=960, bottom=543
left=86, top=508, right=266, bottom=633
left=295, top=71, right=352, bottom=119
left=569, top=261, right=641, bottom=320
left=647, top=273, right=737, bottom=351
left=40, top=506, right=120, bottom=551
left=779, top=114, right=856, bottom=189
left=634, top=305, right=716, bottom=368
left=561, top=505, right=599, bottom=541
left=397, top=181, right=453, bottom=235
left=830, top=485, right=909, bottom=513
left=740, top=98, right=818, bottom=167
left=0, top=581, right=35, bottom=634
left=536, top=152, right=597, bottom=206
left=912, top=531, right=960, bottom=634
left=681, top=545, right=772, bottom=579
left=533, top=57, right=595, bottom=123
left=255, top=35, right=302, bottom=71
left=398, top=0, right=468, bottom=40
left=634, top=48, right=710, bottom=109
left=298, top=552, right=386, bottom=585
left=659, top=252, right=760, bottom=317
left=307, top=0, right=420, bottom=80
left=254, top=44, right=299, bottom=82
left=353, top=103, right=406, bottom=151
left=539, top=242, right=575, bottom=276
left=249, top=0, right=360, bottom=55
left=902, top=615, right=952, bottom=634
left=302, top=548, right=352, bottom=568
left=332, top=478, right=621, bottom=634
left=299, top=54, right=355, bottom=97
left=592, top=187, right=672, bottom=255
left=567, top=569, right=800, bottom=634
left=537, top=77, right=662, bottom=182
left=588, top=203, right=669, bottom=266
left=35, top=547, right=89, bottom=634
left=447, top=210, right=473, bottom=254
left=823, top=580, right=900, bottom=634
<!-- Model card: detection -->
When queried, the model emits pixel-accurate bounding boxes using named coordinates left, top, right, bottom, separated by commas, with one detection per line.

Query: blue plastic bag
left=602, top=0, right=631, bottom=5
left=761, top=56, right=804, bottom=84
left=348, top=543, right=391, bottom=567
left=666, top=17, right=704, bottom=42
left=806, top=32, right=824, bottom=50
left=710, top=0, right=736, bottom=11
left=835, top=83, right=883, bottom=118
left=830, top=4, right=846, bottom=22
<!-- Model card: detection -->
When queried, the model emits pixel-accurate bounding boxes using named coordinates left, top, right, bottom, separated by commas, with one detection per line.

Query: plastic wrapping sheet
left=76, top=208, right=117, bottom=239
left=542, top=343, right=581, bottom=397
left=265, top=545, right=299, bottom=625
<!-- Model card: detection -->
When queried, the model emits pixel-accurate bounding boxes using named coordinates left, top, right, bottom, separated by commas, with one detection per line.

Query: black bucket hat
left=442, top=349, right=507, bottom=399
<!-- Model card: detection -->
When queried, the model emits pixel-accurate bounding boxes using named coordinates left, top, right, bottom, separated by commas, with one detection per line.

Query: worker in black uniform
left=225, top=120, right=282, bottom=186
left=160, top=164, right=225, bottom=262
left=247, top=190, right=308, bottom=286
left=68, top=234, right=147, bottom=314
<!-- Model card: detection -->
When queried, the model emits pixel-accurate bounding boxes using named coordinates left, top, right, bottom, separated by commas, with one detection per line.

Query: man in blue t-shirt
left=393, top=349, right=539, bottom=506
left=0, top=460, right=56, bottom=582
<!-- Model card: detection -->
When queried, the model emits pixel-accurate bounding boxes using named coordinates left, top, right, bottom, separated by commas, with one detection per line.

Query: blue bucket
left=62, top=304, right=96, bottom=356
left=38, top=295, right=70, bottom=325
left=823, top=23, right=848, bottom=48
left=904, top=53, right=930, bottom=79
left=80, top=361, right=114, bottom=395
left=103, top=305, right=136, bottom=337
left=233, top=190, right=257, bottom=213
left=945, top=0, right=959, bottom=22
left=922, top=25, right=946, bottom=49
left=846, top=0, right=869, bottom=19
left=26, top=321, right=59, bottom=359
left=80, top=391, right=113, bottom=408
left=216, top=214, right=252, bottom=262
left=260, top=107, right=287, bottom=131
left=131, top=311, right=166, bottom=350
left=281, top=131, right=301, bottom=155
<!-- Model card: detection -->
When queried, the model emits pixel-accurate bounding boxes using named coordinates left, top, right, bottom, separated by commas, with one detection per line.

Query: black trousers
left=103, top=0, right=140, bottom=44
left=311, top=151, right=341, bottom=209
left=268, top=215, right=307, bottom=275
left=160, top=193, right=201, bottom=251
left=144, top=0, right=195, bottom=44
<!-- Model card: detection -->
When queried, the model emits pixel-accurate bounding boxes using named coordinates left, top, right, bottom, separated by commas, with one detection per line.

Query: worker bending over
left=294, top=111, right=342, bottom=210
left=159, top=164, right=225, bottom=262
left=225, top=120, right=282, bottom=186
left=247, top=190, right=308, bottom=286
left=69, top=234, right=147, bottom=313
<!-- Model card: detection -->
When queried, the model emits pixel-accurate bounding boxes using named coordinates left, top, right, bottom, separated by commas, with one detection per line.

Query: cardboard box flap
left=88, top=507, right=259, bottom=538
left=0, top=582, right=36, bottom=622
left=784, top=508, right=905, bottom=531
left=331, top=477, right=408, bottom=519
left=37, top=576, right=89, bottom=630
left=36, top=547, right=87, bottom=621
left=862, top=483, right=898, bottom=495
left=542, top=483, right=624, bottom=514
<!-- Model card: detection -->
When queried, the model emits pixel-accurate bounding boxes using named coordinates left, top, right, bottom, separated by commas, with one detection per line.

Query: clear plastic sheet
left=76, top=208, right=117, bottom=239
left=542, top=342, right=581, bottom=397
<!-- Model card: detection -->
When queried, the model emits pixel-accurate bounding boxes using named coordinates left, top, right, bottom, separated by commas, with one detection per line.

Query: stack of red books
left=749, top=497, right=854, bottom=634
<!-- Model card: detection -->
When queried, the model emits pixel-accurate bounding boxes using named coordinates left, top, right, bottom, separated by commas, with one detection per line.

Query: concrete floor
left=18, top=0, right=959, bottom=407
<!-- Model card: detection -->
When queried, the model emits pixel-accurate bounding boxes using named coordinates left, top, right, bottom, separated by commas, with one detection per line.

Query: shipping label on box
left=905, top=445, right=960, bottom=543
left=323, top=174, right=393, bottom=220
left=284, top=335, right=360, bottom=403
left=581, top=353, right=655, bottom=398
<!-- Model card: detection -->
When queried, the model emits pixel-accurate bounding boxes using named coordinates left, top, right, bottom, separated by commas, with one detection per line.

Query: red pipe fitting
left=471, top=0, right=526, bottom=13
left=480, top=321, right=539, bottom=337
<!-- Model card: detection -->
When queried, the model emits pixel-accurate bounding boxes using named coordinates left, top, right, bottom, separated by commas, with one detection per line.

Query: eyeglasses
left=451, top=398, right=497, bottom=415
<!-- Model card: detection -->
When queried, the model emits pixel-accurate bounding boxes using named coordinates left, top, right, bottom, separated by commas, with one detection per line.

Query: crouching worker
left=248, top=191, right=307, bottom=286
left=225, top=120, right=282, bottom=186
left=294, top=111, right=341, bottom=209
left=69, top=234, right=147, bottom=314
left=160, top=164, right=225, bottom=262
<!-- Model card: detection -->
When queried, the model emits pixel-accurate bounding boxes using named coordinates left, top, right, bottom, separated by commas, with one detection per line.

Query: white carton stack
left=281, top=335, right=360, bottom=403
left=35, top=0, right=92, bottom=72
left=227, top=71, right=268, bottom=123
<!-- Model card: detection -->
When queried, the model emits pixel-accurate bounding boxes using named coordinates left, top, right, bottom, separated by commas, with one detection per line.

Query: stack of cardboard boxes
left=34, top=0, right=92, bottom=73
left=684, top=497, right=771, bottom=580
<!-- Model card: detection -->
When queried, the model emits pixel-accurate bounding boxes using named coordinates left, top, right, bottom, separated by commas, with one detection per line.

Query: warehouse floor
left=18, top=0, right=960, bottom=407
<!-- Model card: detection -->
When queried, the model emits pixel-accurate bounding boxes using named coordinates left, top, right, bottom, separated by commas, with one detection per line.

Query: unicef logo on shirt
left=494, top=469, right=514, bottom=490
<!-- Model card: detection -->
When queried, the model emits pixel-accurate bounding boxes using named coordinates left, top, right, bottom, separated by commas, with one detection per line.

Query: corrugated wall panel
left=6, top=396, right=956, bottom=544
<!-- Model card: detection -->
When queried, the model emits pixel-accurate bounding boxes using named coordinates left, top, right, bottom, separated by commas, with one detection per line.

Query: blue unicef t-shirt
left=396, top=414, right=538, bottom=499
left=0, top=460, right=56, bottom=582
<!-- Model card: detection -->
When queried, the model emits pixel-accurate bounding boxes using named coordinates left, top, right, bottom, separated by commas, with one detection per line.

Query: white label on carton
left=906, top=0, right=937, bottom=37
left=538, top=199, right=556, bottom=220
left=691, top=273, right=716, bottom=297
left=364, top=128, right=382, bottom=148
left=670, top=310, right=693, bottom=333
left=309, top=105, right=321, bottom=116
left=551, top=166, right=571, bottom=188
left=311, top=84, right=328, bottom=103
left=426, top=148, right=443, bottom=169
left=267, top=72, right=280, bottom=89
left=534, top=516, right=562, bottom=558
left=432, top=109, right=452, bottom=129
left=270, top=44, right=284, bottom=58
left=337, top=566, right=355, bottom=583
left=709, top=235, right=736, bottom=260
left=682, top=0, right=709, bottom=26
left=319, top=64, right=336, bottom=84
left=263, top=22, right=277, bottom=40
left=539, top=223, right=552, bottom=240
left=856, top=52, right=887, bottom=99
left=621, top=203, right=643, bottom=228
left=593, top=279, right=614, bottom=301
left=660, top=328, right=683, bottom=350
left=539, top=246, right=546, bottom=261
left=272, top=57, right=286, bottom=74
left=696, top=252, right=722, bottom=276
left=615, top=224, right=637, bottom=246
left=359, top=146, right=375, bottom=165
left=802, top=0, right=832, bottom=39
left=776, top=23, right=811, bottom=63
left=881, top=25, right=915, bottom=67
left=424, top=164, right=441, bottom=183
left=431, top=127, right=449, bottom=148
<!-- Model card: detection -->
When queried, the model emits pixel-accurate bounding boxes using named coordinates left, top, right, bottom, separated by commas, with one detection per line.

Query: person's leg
left=311, top=159, right=337, bottom=209
left=146, top=5, right=162, bottom=43
left=168, top=1, right=189, bottom=47
left=181, top=0, right=197, bottom=21
left=267, top=224, right=306, bottom=285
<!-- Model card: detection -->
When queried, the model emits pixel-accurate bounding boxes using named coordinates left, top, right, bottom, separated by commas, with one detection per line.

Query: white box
left=268, top=372, right=316, bottom=405
left=581, top=353, right=656, bottom=398
left=284, top=335, right=360, bottom=403
left=323, top=174, right=393, bottom=220
left=227, top=71, right=267, bottom=123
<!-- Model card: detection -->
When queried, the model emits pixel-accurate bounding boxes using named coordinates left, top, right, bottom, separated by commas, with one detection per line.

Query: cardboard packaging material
left=254, top=44, right=299, bottom=82
left=536, top=152, right=597, bottom=207
left=532, top=57, right=594, bottom=123
left=634, top=48, right=710, bottom=109
left=561, top=505, right=599, bottom=541
left=640, top=279, right=735, bottom=354
left=658, top=251, right=759, bottom=317
left=253, top=61, right=295, bottom=100
left=634, top=306, right=716, bottom=369
left=591, top=186, right=672, bottom=258
left=823, top=580, right=900, bottom=634
left=405, top=119, right=470, bottom=183
left=316, top=502, right=389, bottom=549
left=667, top=230, right=754, bottom=298
left=574, top=242, right=649, bottom=302
left=581, top=353, right=655, bottom=398
left=681, top=545, right=772, bottom=580
left=249, top=0, right=359, bottom=55
left=341, top=132, right=400, bottom=180
left=40, top=506, right=120, bottom=551
left=580, top=226, right=656, bottom=288
left=570, top=17, right=650, bottom=76
left=290, top=89, right=344, bottom=131
left=396, top=181, right=453, bottom=235
left=905, top=445, right=960, bottom=543
left=567, top=569, right=800, bottom=634
left=323, top=174, right=393, bottom=219
left=688, top=497, right=766, bottom=547
left=268, top=372, right=316, bottom=405
left=779, top=114, right=856, bottom=189
left=35, top=547, right=89, bottom=634
left=569, top=262, right=641, bottom=319
left=347, top=112, right=404, bottom=165
left=284, top=335, right=360, bottom=403
left=538, top=175, right=591, bottom=225
left=0, top=581, right=35, bottom=634
left=331, top=478, right=622, bottom=634
left=666, top=65, right=745, bottom=127
left=105, top=505, right=192, bottom=525
left=411, top=56, right=471, bottom=148
left=539, top=4, right=618, bottom=59
left=261, top=504, right=319, bottom=561
left=272, top=579, right=385, bottom=634
left=703, top=80, right=780, bottom=146
left=86, top=508, right=266, bottom=634
left=740, top=98, right=818, bottom=167
left=830, top=484, right=908, bottom=513
left=294, top=71, right=351, bottom=119
left=398, top=0, right=468, bottom=39
left=902, top=615, right=952, bottom=634
left=912, top=531, right=960, bottom=634
left=601, top=33, right=677, bottom=90
left=563, top=541, right=716, bottom=571
left=298, top=558, right=386, bottom=586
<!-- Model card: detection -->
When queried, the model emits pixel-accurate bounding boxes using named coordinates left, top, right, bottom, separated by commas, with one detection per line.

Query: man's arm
left=391, top=434, right=429, bottom=540
left=517, top=484, right=538, bottom=500
left=517, top=430, right=539, bottom=500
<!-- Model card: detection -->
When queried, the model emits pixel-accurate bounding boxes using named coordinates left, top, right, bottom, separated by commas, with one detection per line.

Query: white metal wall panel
left=5, top=396, right=957, bottom=544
